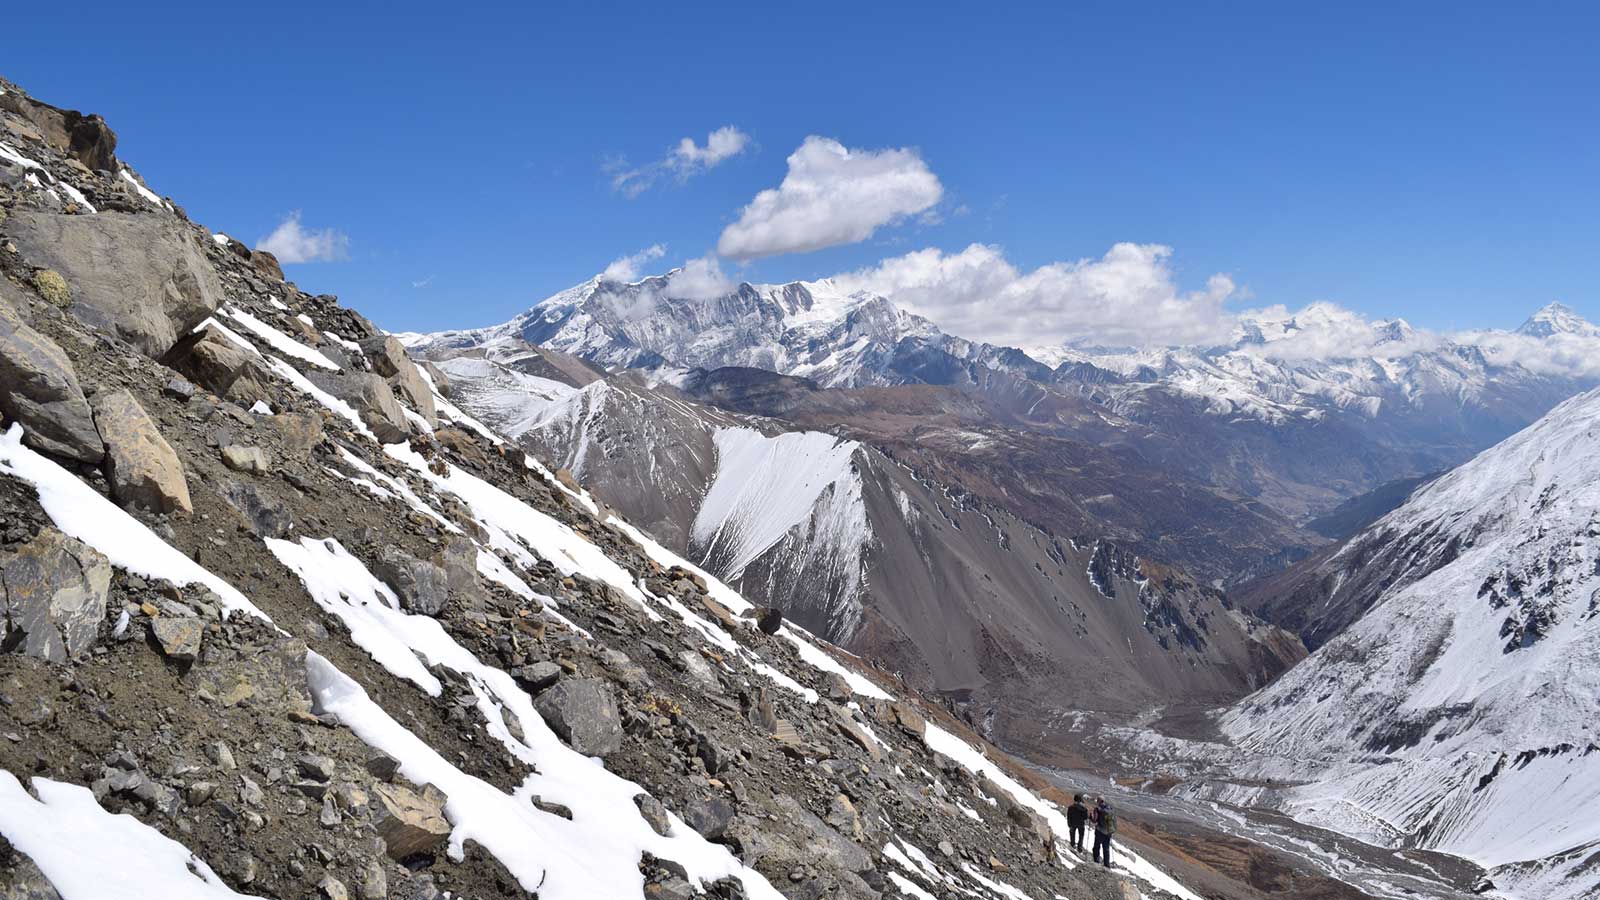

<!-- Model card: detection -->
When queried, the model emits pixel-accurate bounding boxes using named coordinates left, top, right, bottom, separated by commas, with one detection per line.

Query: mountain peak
left=1517, top=301, right=1599, bottom=338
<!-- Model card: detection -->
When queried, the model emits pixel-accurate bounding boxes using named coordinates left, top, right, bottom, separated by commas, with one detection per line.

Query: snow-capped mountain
left=410, top=278, right=1600, bottom=525
left=415, top=274, right=994, bottom=389
left=427, top=347, right=1306, bottom=755
left=1514, top=300, right=1600, bottom=338
left=1174, top=386, right=1600, bottom=899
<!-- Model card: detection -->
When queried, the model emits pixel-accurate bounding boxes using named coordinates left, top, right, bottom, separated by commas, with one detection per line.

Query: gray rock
left=221, top=482, right=293, bottom=538
left=205, top=741, right=237, bottom=771
left=0, top=528, right=112, bottom=663
left=533, top=678, right=622, bottom=757
left=356, top=858, right=388, bottom=900
left=365, top=752, right=401, bottom=782
left=825, top=794, right=863, bottom=841
left=684, top=795, right=735, bottom=841
left=0, top=295, right=103, bottom=462
left=514, top=661, right=561, bottom=693
left=7, top=210, right=222, bottom=359
left=360, top=336, right=436, bottom=427
left=634, top=793, right=671, bottom=837
left=441, top=535, right=482, bottom=609
left=678, top=649, right=720, bottom=690
left=297, top=754, right=337, bottom=782
left=161, top=325, right=271, bottom=406
left=373, top=782, right=451, bottom=860
left=371, top=547, right=448, bottom=616
left=91, top=388, right=192, bottom=515
left=318, top=874, right=349, bottom=900
left=220, top=444, right=269, bottom=474
left=343, top=372, right=411, bottom=443
left=150, top=616, right=203, bottom=662
left=769, top=794, right=873, bottom=875
left=162, top=376, right=196, bottom=401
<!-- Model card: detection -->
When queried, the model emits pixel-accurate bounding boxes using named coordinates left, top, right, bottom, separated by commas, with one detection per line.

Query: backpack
left=1097, top=808, right=1117, bottom=834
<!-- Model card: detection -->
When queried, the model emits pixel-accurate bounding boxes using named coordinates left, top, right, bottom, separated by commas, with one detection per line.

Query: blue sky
left=9, top=1, right=1599, bottom=340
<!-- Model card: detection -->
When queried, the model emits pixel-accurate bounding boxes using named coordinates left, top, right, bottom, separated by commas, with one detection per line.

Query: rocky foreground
left=0, top=77, right=1210, bottom=899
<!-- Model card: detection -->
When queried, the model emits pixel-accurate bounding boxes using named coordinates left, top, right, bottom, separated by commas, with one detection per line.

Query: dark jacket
left=1095, top=804, right=1118, bottom=834
left=1067, top=802, right=1089, bottom=827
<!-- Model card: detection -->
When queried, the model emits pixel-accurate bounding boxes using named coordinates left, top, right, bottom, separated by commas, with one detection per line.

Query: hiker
left=1066, top=793, right=1089, bottom=851
left=1092, top=796, right=1117, bottom=867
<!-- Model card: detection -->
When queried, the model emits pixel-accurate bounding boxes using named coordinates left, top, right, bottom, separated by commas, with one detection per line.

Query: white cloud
left=672, top=126, right=749, bottom=168
left=1457, top=329, right=1600, bottom=377
left=664, top=255, right=734, bottom=300
left=716, top=136, right=943, bottom=260
left=255, top=212, right=349, bottom=264
left=601, top=244, right=667, bottom=282
left=834, top=242, right=1235, bottom=348
left=610, top=126, right=751, bottom=197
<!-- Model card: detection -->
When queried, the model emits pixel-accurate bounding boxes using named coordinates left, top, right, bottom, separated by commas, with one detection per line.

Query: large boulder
left=372, top=782, right=450, bottom=860
left=161, top=325, right=271, bottom=405
left=0, top=296, right=103, bottom=462
left=90, top=389, right=192, bottom=515
left=0, top=527, right=112, bottom=663
left=534, top=678, right=622, bottom=757
left=371, top=547, right=448, bottom=616
left=250, top=249, right=284, bottom=282
left=7, top=211, right=222, bottom=358
left=360, top=336, right=436, bottom=427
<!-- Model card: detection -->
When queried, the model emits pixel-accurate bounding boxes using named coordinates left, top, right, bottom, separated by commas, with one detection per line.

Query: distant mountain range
left=405, top=274, right=1598, bottom=753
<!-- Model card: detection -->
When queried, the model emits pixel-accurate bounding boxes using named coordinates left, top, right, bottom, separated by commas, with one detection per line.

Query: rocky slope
left=1119, top=387, right=1600, bottom=900
left=0, top=75, right=1241, bottom=900
left=409, top=351, right=1305, bottom=759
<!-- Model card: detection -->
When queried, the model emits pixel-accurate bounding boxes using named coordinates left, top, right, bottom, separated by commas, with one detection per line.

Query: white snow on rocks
left=0, top=773, right=261, bottom=900
left=0, top=140, right=44, bottom=170
left=56, top=181, right=96, bottom=213
left=0, top=425, right=266, bottom=620
left=383, top=442, right=650, bottom=611
left=266, top=537, right=446, bottom=694
left=303, top=647, right=787, bottom=900
left=221, top=307, right=340, bottom=370
left=268, top=357, right=374, bottom=440
left=118, top=167, right=170, bottom=209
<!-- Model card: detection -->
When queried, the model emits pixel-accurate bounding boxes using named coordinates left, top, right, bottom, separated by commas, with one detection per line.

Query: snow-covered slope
left=1190, top=387, right=1600, bottom=900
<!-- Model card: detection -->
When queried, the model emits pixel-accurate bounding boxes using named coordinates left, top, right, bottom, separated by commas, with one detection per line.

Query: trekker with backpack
left=1092, top=797, right=1117, bottom=867
left=1066, top=793, right=1089, bottom=852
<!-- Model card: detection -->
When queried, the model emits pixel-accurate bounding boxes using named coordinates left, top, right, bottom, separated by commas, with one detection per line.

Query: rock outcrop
left=7, top=210, right=221, bottom=359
